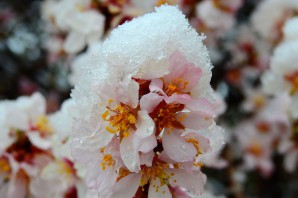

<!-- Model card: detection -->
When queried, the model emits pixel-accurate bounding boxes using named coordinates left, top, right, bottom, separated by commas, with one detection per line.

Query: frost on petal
left=163, top=130, right=196, bottom=162
left=148, top=178, right=171, bottom=198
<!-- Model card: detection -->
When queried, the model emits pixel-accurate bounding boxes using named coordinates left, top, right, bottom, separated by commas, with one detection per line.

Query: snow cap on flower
left=69, top=42, right=102, bottom=85
left=71, top=4, right=216, bottom=127
left=71, top=5, right=224, bottom=197
left=102, top=5, right=213, bottom=94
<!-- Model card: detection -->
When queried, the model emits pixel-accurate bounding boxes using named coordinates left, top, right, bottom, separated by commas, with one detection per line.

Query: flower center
left=140, top=161, right=170, bottom=187
left=253, top=95, right=266, bottom=109
left=212, top=0, right=233, bottom=13
left=30, top=116, right=52, bottom=137
left=164, top=78, right=189, bottom=96
left=102, top=102, right=138, bottom=138
left=247, top=143, right=263, bottom=157
left=284, top=71, right=298, bottom=95
left=6, top=131, right=46, bottom=163
left=149, top=101, right=185, bottom=136
left=0, top=157, right=10, bottom=174
left=256, top=122, right=270, bottom=133
left=59, top=158, right=76, bottom=180
left=155, top=0, right=178, bottom=7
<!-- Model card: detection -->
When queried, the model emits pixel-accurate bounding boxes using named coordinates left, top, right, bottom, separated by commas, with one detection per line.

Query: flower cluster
left=71, top=6, right=224, bottom=197
left=0, top=93, right=84, bottom=197
left=3, top=0, right=298, bottom=197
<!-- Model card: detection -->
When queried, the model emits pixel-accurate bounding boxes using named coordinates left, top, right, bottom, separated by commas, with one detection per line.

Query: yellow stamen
left=101, top=154, right=115, bottom=171
left=140, top=161, right=170, bottom=187
left=35, top=116, right=52, bottom=136
left=285, top=71, right=298, bottom=95
left=102, top=102, right=138, bottom=138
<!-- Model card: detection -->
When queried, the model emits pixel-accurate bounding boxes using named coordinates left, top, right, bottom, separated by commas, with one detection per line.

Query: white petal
left=168, top=169, right=206, bottom=196
left=163, top=130, right=196, bottom=162
left=27, top=132, right=51, bottom=150
left=135, top=110, right=155, bottom=138
left=140, top=93, right=164, bottom=113
left=63, top=31, right=85, bottom=54
left=108, top=173, right=141, bottom=198
left=120, top=134, right=140, bottom=173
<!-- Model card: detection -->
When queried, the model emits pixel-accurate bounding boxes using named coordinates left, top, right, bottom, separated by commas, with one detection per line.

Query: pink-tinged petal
left=134, top=111, right=157, bottom=153
left=135, top=110, right=155, bottom=138
left=158, top=151, right=177, bottom=164
left=181, top=65, right=202, bottom=92
left=138, top=133, right=157, bottom=153
left=27, top=132, right=51, bottom=150
left=168, top=169, right=206, bottom=196
left=177, top=112, right=212, bottom=130
left=169, top=51, right=187, bottom=68
left=107, top=173, right=141, bottom=198
left=140, top=151, right=154, bottom=166
left=165, top=93, right=191, bottom=104
left=140, top=93, right=164, bottom=113
left=164, top=51, right=188, bottom=83
left=149, top=178, right=171, bottom=198
left=169, top=186, right=192, bottom=198
left=183, top=132, right=212, bottom=154
left=185, top=98, right=216, bottom=117
left=116, top=79, right=139, bottom=108
left=164, top=52, right=202, bottom=92
left=120, top=133, right=140, bottom=172
left=163, top=130, right=196, bottom=162
left=149, top=78, right=165, bottom=94
left=7, top=171, right=28, bottom=198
